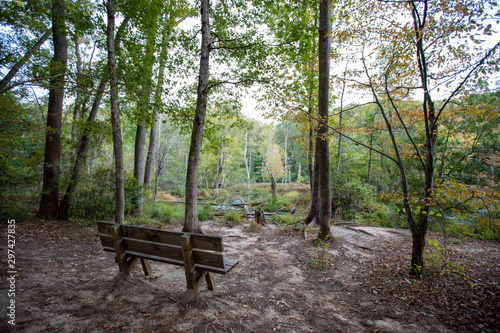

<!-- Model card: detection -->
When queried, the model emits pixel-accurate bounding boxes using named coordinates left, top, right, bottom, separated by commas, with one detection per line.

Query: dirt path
left=0, top=219, right=498, bottom=332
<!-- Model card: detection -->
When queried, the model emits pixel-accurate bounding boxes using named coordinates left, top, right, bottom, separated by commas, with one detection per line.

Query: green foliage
left=0, top=95, right=45, bottom=219
left=308, top=234, right=330, bottom=269
left=270, top=213, right=297, bottom=225
left=127, top=214, right=163, bottom=229
left=245, top=221, right=263, bottom=233
left=71, top=166, right=117, bottom=220
left=223, top=210, right=242, bottom=227
left=331, top=174, right=370, bottom=220
left=148, top=202, right=184, bottom=226
left=198, top=204, right=214, bottom=221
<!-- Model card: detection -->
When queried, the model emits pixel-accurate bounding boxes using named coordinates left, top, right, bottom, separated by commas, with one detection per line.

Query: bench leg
left=112, top=257, right=139, bottom=284
left=181, top=269, right=207, bottom=304
left=205, top=272, right=216, bottom=290
left=140, top=259, right=153, bottom=276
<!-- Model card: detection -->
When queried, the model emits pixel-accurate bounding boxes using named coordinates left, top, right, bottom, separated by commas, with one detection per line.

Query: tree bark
left=144, top=113, right=157, bottom=186
left=0, top=28, right=51, bottom=93
left=183, top=0, right=210, bottom=234
left=71, top=35, right=83, bottom=142
left=58, top=80, right=107, bottom=219
left=107, top=0, right=125, bottom=224
left=304, top=136, right=321, bottom=225
left=37, top=0, right=67, bottom=218
left=133, top=123, right=146, bottom=213
left=57, top=17, right=128, bottom=220
left=317, top=0, right=331, bottom=240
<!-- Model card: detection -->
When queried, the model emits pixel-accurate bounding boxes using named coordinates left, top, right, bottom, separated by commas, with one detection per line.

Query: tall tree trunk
left=367, top=111, right=376, bottom=184
left=71, top=35, right=83, bottom=142
left=0, top=28, right=51, bottom=93
left=37, top=0, right=67, bottom=218
left=244, top=132, right=251, bottom=187
left=183, top=0, right=210, bottom=234
left=284, top=133, right=288, bottom=187
left=337, top=72, right=347, bottom=173
left=304, top=137, right=321, bottom=225
left=145, top=18, right=172, bottom=187
left=133, top=123, right=146, bottom=213
left=107, top=0, right=125, bottom=224
left=317, top=0, right=331, bottom=240
left=144, top=112, right=157, bottom=186
left=57, top=18, right=128, bottom=220
left=58, top=80, right=107, bottom=219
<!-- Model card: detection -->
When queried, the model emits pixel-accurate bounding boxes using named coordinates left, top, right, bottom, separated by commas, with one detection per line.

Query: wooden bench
left=96, top=221, right=239, bottom=303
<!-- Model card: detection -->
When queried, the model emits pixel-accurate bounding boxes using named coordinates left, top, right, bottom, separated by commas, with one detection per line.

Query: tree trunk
left=107, top=0, right=125, bottom=224
left=244, top=132, right=251, bottom=187
left=133, top=123, right=146, bottom=213
left=58, top=80, right=107, bottom=219
left=183, top=0, right=210, bottom=234
left=0, top=28, right=51, bottom=93
left=145, top=14, right=170, bottom=187
left=37, top=1, right=67, bottom=219
left=317, top=0, right=331, bottom=240
left=71, top=35, right=83, bottom=142
left=263, top=159, right=277, bottom=202
left=255, top=209, right=267, bottom=226
left=304, top=136, right=321, bottom=225
left=284, top=133, right=288, bottom=187
left=144, top=113, right=157, bottom=186
left=367, top=111, right=376, bottom=184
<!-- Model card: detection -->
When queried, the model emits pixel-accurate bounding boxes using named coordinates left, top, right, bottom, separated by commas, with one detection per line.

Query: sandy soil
left=0, top=218, right=498, bottom=332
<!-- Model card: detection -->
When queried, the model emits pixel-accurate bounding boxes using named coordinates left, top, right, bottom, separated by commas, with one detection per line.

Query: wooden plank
left=180, top=234, right=195, bottom=289
left=111, top=257, right=139, bottom=284
left=98, top=221, right=235, bottom=273
left=224, top=258, right=239, bottom=273
left=97, top=221, right=223, bottom=252
left=111, top=225, right=127, bottom=271
left=205, top=272, right=216, bottom=290
left=111, top=238, right=226, bottom=269
left=140, top=259, right=153, bottom=275
left=97, top=221, right=114, bottom=235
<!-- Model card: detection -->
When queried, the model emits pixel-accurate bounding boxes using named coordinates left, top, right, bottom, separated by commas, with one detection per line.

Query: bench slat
left=97, top=221, right=223, bottom=252
left=100, top=235, right=225, bottom=269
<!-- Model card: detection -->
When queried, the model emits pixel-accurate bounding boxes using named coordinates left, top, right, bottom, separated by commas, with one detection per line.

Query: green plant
left=270, top=213, right=297, bottom=225
left=245, top=221, right=262, bottom=233
left=223, top=210, right=242, bottom=227
left=308, top=233, right=330, bottom=269
left=198, top=204, right=214, bottom=221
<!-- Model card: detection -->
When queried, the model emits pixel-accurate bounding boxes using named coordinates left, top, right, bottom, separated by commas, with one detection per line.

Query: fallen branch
left=344, top=226, right=378, bottom=238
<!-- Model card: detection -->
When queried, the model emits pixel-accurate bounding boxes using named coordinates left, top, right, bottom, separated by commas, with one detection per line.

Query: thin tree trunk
left=263, top=159, right=277, bottom=202
left=107, top=0, right=125, bottom=224
left=304, top=136, right=321, bottom=225
left=244, top=132, right=251, bottom=187
left=317, top=0, right=331, bottom=240
left=367, top=111, right=376, bottom=184
left=37, top=1, right=67, bottom=218
left=284, top=133, right=288, bottom=187
left=58, top=80, right=107, bottom=219
left=183, top=0, right=210, bottom=234
left=337, top=70, right=346, bottom=173
left=144, top=113, right=157, bottom=186
left=133, top=123, right=147, bottom=213
left=0, top=28, right=51, bottom=93
left=71, top=35, right=83, bottom=142
left=145, top=14, right=170, bottom=187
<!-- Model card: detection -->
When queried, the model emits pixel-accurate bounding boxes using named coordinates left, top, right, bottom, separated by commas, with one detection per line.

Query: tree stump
left=255, top=209, right=267, bottom=226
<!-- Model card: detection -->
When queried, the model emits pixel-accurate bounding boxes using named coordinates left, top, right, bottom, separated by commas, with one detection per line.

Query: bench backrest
left=97, top=221, right=226, bottom=273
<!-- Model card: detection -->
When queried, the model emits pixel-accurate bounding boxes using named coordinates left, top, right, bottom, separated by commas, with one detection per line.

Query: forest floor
left=0, top=218, right=498, bottom=333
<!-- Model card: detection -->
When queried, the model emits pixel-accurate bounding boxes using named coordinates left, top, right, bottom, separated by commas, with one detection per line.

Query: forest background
left=1, top=0, right=499, bottom=272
